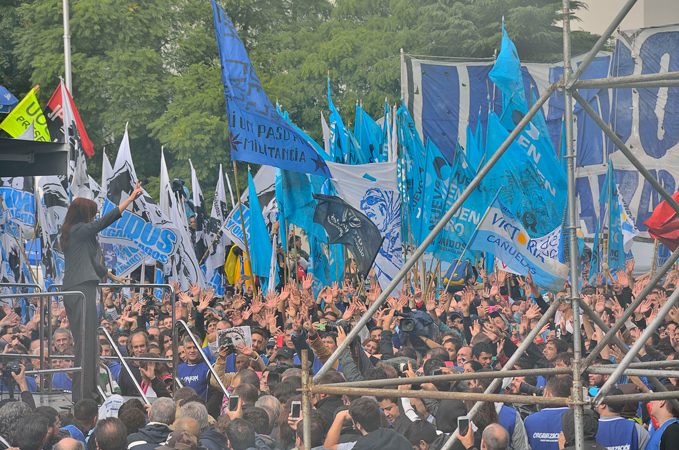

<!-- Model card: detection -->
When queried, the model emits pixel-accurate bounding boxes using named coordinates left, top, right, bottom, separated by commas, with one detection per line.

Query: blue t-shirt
left=178, top=361, right=211, bottom=399
left=498, top=405, right=518, bottom=446
left=525, top=407, right=569, bottom=450
left=0, top=376, right=37, bottom=392
left=52, top=372, right=73, bottom=392
left=596, top=416, right=638, bottom=450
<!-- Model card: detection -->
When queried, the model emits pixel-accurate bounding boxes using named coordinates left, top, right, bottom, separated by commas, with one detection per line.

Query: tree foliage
left=3, top=0, right=599, bottom=204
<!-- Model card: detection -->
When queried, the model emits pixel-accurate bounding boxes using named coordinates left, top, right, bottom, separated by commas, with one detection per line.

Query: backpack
left=442, top=259, right=478, bottom=292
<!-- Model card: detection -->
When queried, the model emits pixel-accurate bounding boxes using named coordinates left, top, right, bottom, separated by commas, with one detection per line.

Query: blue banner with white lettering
left=212, top=0, right=329, bottom=177
left=0, top=178, right=35, bottom=229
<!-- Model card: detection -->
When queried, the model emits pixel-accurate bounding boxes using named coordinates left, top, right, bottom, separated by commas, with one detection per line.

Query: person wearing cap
left=595, top=386, right=649, bottom=450
left=272, top=346, right=295, bottom=364
left=558, top=409, right=606, bottom=450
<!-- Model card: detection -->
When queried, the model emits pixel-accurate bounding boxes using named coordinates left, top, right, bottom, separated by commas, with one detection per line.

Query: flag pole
left=284, top=219, right=290, bottom=286
left=232, top=161, right=253, bottom=291
left=63, top=0, right=72, bottom=92
left=443, top=188, right=502, bottom=292
left=199, top=229, right=224, bottom=265
left=292, top=224, right=300, bottom=288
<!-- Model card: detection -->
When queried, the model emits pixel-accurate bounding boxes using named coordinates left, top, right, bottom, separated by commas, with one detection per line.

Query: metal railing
left=0, top=291, right=85, bottom=401
left=98, top=326, right=149, bottom=404
left=48, top=282, right=178, bottom=390
left=175, top=319, right=229, bottom=396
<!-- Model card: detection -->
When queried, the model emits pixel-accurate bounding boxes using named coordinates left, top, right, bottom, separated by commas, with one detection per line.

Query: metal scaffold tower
left=298, top=1, right=679, bottom=449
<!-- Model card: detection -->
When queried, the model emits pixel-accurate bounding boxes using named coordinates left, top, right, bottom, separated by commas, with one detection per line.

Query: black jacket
left=128, top=423, right=173, bottom=446
left=314, top=396, right=345, bottom=426
left=117, top=364, right=170, bottom=398
left=352, top=428, right=412, bottom=450
left=200, top=428, right=229, bottom=450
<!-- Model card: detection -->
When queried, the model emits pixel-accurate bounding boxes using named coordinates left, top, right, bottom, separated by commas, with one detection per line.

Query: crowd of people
left=2, top=251, right=679, bottom=450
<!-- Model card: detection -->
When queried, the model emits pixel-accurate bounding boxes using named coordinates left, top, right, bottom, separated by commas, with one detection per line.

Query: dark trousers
left=63, top=280, right=99, bottom=403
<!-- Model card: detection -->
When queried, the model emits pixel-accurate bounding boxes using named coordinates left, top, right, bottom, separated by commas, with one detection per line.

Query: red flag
left=45, top=82, right=94, bottom=157
left=643, top=191, right=679, bottom=251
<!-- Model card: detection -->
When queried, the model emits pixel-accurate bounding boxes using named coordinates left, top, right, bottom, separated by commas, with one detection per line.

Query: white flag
left=326, top=161, right=403, bottom=289
left=204, top=165, right=230, bottom=292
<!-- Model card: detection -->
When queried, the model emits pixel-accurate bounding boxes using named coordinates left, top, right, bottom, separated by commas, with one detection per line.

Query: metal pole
left=310, top=385, right=570, bottom=406
left=98, top=326, right=150, bottom=404
left=176, top=320, right=230, bottom=395
left=603, top=390, right=679, bottom=403
left=301, top=350, right=311, bottom=450
left=565, top=0, right=638, bottom=89
left=328, top=367, right=572, bottom=389
left=572, top=71, right=679, bottom=89
left=582, top=245, right=679, bottom=368
left=314, top=82, right=559, bottom=382
left=588, top=367, right=679, bottom=379
left=63, top=0, right=72, bottom=92
left=563, top=3, right=585, bottom=449
left=439, top=297, right=563, bottom=450
left=574, top=80, right=679, bottom=90
left=571, top=89, right=679, bottom=214
left=579, top=302, right=679, bottom=411
left=593, top=287, right=679, bottom=406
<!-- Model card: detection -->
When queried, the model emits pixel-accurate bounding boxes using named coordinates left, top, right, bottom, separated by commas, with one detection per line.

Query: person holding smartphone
left=60, top=181, right=143, bottom=402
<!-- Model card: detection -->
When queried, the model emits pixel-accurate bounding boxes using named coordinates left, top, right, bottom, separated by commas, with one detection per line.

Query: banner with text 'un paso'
left=468, top=192, right=569, bottom=292
left=212, top=0, right=329, bottom=178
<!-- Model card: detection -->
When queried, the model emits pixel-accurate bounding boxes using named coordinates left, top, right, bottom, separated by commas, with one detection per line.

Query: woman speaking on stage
left=60, top=181, right=143, bottom=402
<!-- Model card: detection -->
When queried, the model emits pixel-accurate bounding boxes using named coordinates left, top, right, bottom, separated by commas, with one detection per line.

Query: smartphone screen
left=228, top=395, right=240, bottom=412
left=432, top=369, right=443, bottom=376
left=457, top=416, right=470, bottom=434
left=291, top=401, right=302, bottom=419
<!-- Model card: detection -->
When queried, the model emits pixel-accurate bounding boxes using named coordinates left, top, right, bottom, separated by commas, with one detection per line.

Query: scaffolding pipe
left=309, top=385, right=570, bottom=406
left=313, top=81, right=558, bottom=383
left=563, top=2, right=585, bottom=449
left=301, top=350, right=311, bottom=450
left=588, top=367, right=679, bottom=379
left=439, top=297, right=564, bottom=450
left=571, top=89, right=679, bottom=214
left=582, top=245, right=679, bottom=368
left=593, top=287, right=679, bottom=406
left=572, top=71, right=679, bottom=89
left=565, top=0, right=638, bottom=89
left=603, top=390, right=679, bottom=403
left=327, top=367, right=572, bottom=389
left=579, top=302, right=679, bottom=411
left=574, top=80, right=679, bottom=90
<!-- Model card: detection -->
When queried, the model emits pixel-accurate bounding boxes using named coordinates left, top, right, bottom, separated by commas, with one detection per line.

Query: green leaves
left=3, top=0, right=598, bottom=204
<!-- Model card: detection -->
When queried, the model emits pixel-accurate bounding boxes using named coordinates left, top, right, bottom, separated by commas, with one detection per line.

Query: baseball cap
left=275, top=346, right=295, bottom=360
left=156, top=431, right=198, bottom=450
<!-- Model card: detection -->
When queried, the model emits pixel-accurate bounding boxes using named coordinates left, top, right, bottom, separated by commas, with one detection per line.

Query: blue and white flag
left=212, top=0, right=329, bottom=177
left=0, top=178, right=35, bottom=230
left=326, top=161, right=403, bottom=289
left=468, top=192, right=569, bottom=292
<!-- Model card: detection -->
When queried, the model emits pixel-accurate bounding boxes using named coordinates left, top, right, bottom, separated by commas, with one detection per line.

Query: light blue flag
left=606, top=161, right=626, bottom=272
left=433, top=146, right=487, bottom=263
left=277, top=103, right=332, bottom=161
left=327, top=77, right=368, bottom=165
left=468, top=191, right=569, bottom=292
left=589, top=213, right=602, bottom=283
left=277, top=169, right=327, bottom=242
left=247, top=170, right=273, bottom=278
left=397, top=105, right=428, bottom=245
left=482, top=111, right=564, bottom=238
left=420, top=138, right=453, bottom=250
left=212, top=1, right=329, bottom=177
left=465, top=122, right=484, bottom=172
left=489, top=21, right=528, bottom=132
left=475, top=113, right=484, bottom=170
left=355, top=104, right=382, bottom=163
left=309, top=236, right=331, bottom=297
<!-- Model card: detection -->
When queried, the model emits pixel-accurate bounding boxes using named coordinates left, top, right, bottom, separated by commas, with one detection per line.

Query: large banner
left=402, top=24, right=679, bottom=240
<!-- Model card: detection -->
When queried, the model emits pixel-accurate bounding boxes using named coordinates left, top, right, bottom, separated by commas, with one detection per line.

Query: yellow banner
left=0, top=86, right=51, bottom=141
